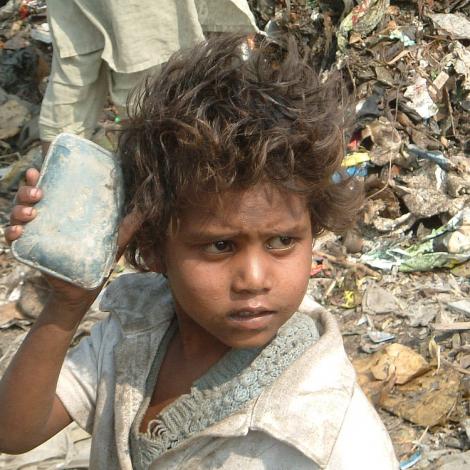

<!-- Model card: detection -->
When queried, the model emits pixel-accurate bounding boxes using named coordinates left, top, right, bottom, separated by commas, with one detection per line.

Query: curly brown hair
left=119, top=34, right=362, bottom=270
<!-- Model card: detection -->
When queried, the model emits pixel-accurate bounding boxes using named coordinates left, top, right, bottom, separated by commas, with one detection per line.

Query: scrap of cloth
left=46, top=0, right=258, bottom=74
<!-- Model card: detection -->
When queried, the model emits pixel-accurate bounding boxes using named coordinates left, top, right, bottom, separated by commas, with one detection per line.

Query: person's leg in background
left=108, top=64, right=161, bottom=120
left=38, top=49, right=108, bottom=155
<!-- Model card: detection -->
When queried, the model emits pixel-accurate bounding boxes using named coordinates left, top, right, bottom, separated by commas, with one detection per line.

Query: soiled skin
left=1, top=173, right=313, bottom=451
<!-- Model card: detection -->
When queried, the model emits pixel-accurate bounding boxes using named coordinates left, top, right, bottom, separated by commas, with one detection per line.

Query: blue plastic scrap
left=332, top=164, right=368, bottom=183
left=399, top=451, right=422, bottom=470
left=406, top=144, right=453, bottom=171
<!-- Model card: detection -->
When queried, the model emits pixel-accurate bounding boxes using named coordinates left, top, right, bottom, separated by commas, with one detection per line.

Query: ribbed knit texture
left=130, top=312, right=320, bottom=469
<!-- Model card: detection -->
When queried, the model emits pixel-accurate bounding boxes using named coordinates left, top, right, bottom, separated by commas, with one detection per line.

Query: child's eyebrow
left=183, top=222, right=310, bottom=241
left=184, top=229, right=242, bottom=242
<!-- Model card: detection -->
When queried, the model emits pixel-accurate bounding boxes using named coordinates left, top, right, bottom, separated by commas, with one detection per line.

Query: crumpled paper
left=404, top=76, right=438, bottom=119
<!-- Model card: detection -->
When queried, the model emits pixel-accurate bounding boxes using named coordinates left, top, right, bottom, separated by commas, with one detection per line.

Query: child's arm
left=0, top=294, right=95, bottom=453
left=0, top=169, right=138, bottom=454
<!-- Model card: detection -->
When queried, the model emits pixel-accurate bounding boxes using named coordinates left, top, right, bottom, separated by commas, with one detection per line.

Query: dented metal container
left=12, top=133, right=124, bottom=289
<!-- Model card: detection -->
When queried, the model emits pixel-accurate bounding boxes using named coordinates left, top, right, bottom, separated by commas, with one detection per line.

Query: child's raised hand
left=5, top=168, right=102, bottom=309
left=5, top=168, right=41, bottom=243
left=5, top=168, right=141, bottom=314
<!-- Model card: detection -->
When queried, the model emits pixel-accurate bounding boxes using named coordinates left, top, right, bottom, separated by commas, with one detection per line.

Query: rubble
left=362, top=285, right=401, bottom=315
left=429, top=13, right=470, bottom=40
left=361, top=208, right=470, bottom=272
left=353, top=342, right=464, bottom=428
left=0, top=0, right=467, bottom=467
left=448, top=300, right=470, bottom=318
left=0, top=97, right=30, bottom=140
left=381, top=368, right=461, bottom=428
left=299, top=12, right=470, bottom=437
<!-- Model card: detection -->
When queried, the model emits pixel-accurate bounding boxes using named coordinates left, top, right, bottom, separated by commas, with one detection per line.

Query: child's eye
left=266, top=236, right=295, bottom=250
left=204, top=240, right=233, bottom=254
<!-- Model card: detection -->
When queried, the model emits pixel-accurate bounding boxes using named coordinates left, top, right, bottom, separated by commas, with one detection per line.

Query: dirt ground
left=1, top=0, right=470, bottom=469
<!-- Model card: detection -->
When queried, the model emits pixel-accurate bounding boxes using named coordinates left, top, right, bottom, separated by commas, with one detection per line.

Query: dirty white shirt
left=56, top=273, right=399, bottom=469
left=46, top=0, right=258, bottom=73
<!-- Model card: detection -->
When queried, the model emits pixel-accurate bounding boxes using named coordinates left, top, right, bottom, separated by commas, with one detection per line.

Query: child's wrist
left=40, top=294, right=94, bottom=329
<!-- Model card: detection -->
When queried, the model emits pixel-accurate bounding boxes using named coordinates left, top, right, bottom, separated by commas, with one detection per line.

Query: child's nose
left=231, top=250, right=272, bottom=294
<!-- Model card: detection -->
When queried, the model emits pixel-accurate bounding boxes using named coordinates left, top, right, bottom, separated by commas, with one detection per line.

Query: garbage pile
left=0, top=0, right=48, bottom=195
left=0, top=0, right=469, bottom=468
left=250, top=0, right=470, bottom=270
left=248, top=1, right=470, bottom=468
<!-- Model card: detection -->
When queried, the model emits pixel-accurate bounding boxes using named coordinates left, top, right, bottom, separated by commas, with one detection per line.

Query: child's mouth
left=228, top=309, right=276, bottom=329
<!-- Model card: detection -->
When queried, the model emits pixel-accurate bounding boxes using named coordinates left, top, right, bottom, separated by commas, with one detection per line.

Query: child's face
left=160, top=183, right=313, bottom=349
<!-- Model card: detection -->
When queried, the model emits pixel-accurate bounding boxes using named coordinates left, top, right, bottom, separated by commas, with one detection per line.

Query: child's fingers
left=6, top=170, right=41, bottom=246
left=25, top=167, right=40, bottom=186
left=15, top=185, right=42, bottom=205
left=10, top=205, right=37, bottom=226
left=4, top=225, right=23, bottom=244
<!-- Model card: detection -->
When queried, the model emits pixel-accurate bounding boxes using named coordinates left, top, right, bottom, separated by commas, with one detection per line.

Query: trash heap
left=250, top=0, right=469, bottom=269
left=0, top=0, right=469, bottom=468
left=248, top=1, right=470, bottom=468
left=0, top=0, right=49, bottom=195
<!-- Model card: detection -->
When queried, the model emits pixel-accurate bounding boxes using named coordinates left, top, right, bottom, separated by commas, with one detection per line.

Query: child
left=1, top=35, right=398, bottom=469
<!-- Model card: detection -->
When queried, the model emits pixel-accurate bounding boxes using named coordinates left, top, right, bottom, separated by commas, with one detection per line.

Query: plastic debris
left=399, top=450, right=422, bottom=470
left=362, top=286, right=400, bottom=315
left=342, top=152, right=371, bottom=167
left=30, top=22, right=52, bottom=44
left=332, top=151, right=370, bottom=183
left=337, top=0, right=390, bottom=52
left=405, top=144, right=453, bottom=171
left=389, top=29, right=415, bottom=47
left=361, top=208, right=470, bottom=272
left=367, top=329, right=395, bottom=343
left=404, top=77, right=438, bottom=120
